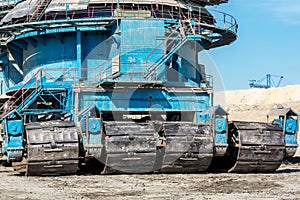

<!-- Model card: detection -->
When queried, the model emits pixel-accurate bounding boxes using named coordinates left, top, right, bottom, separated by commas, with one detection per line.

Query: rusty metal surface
left=229, top=122, right=285, bottom=173
left=25, top=121, right=79, bottom=176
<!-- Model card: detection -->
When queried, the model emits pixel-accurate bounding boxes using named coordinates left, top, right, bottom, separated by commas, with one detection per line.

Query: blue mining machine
left=0, top=0, right=297, bottom=175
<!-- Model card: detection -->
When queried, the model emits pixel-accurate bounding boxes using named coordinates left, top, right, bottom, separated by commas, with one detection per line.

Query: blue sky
left=204, top=0, right=300, bottom=90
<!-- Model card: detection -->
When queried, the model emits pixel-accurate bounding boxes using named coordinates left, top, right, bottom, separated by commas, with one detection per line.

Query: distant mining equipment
left=249, top=74, right=284, bottom=89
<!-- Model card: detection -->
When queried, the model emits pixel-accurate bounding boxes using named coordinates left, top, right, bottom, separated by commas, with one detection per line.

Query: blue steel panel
left=88, top=118, right=101, bottom=133
left=81, top=32, right=110, bottom=60
left=121, top=19, right=164, bottom=47
left=285, top=119, right=297, bottom=133
left=273, top=118, right=283, bottom=128
left=215, top=118, right=226, bottom=133
left=215, top=133, right=227, bottom=146
left=80, top=89, right=210, bottom=112
left=86, top=132, right=102, bottom=147
left=5, top=136, right=23, bottom=148
left=80, top=118, right=87, bottom=133
left=7, top=32, right=79, bottom=87
left=80, top=117, right=102, bottom=155
left=3, top=120, right=23, bottom=155
left=119, top=19, right=165, bottom=81
left=22, top=33, right=77, bottom=74
left=285, top=134, right=297, bottom=145
left=8, top=62, right=23, bottom=86
left=80, top=118, right=101, bottom=134
left=7, top=120, right=23, bottom=136
left=77, top=31, right=82, bottom=70
left=0, top=48, right=8, bottom=93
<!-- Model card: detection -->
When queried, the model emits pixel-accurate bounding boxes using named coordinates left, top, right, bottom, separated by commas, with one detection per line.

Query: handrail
left=0, top=66, right=83, bottom=118
left=0, top=58, right=214, bottom=115
left=0, top=3, right=237, bottom=94
left=95, top=28, right=187, bottom=83
left=29, top=0, right=53, bottom=22
left=145, top=24, right=182, bottom=62
left=145, top=34, right=188, bottom=80
left=0, top=69, right=42, bottom=112
left=0, top=4, right=237, bottom=36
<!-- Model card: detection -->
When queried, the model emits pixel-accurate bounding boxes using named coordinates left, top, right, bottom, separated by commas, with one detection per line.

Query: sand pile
left=220, top=85, right=300, bottom=156
left=223, top=85, right=300, bottom=122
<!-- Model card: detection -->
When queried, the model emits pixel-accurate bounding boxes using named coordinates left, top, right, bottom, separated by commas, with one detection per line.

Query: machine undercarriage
left=0, top=0, right=297, bottom=175
left=0, top=86, right=296, bottom=176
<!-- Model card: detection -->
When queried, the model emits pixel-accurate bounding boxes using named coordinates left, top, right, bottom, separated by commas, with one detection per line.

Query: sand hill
left=220, top=85, right=300, bottom=156
left=223, top=85, right=300, bottom=122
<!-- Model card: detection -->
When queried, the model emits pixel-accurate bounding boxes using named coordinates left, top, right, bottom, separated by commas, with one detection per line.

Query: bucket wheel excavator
left=0, top=0, right=297, bottom=175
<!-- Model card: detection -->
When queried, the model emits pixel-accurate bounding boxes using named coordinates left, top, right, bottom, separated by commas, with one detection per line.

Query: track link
left=228, top=121, right=285, bottom=173
left=160, top=123, right=213, bottom=173
left=12, top=120, right=286, bottom=175
left=102, top=121, right=214, bottom=174
left=22, top=121, right=79, bottom=176
left=102, top=122, right=157, bottom=174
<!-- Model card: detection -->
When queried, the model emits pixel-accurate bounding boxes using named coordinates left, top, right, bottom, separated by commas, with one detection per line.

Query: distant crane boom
left=249, top=74, right=284, bottom=88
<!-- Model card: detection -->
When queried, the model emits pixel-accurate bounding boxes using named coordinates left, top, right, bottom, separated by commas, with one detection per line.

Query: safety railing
left=0, top=60, right=213, bottom=117
left=0, top=66, right=102, bottom=115
left=0, top=66, right=86, bottom=118
left=8, top=57, right=213, bottom=89
left=145, top=36, right=187, bottom=80
left=143, top=24, right=186, bottom=80
left=41, top=67, right=102, bottom=85
left=29, top=0, right=53, bottom=22
left=1, top=3, right=237, bottom=36
left=41, top=6, right=237, bottom=33
left=0, top=69, right=42, bottom=115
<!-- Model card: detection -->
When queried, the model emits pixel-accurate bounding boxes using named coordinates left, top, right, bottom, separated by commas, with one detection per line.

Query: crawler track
left=102, top=122, right=157, bottom=174
left=11, top=120, right=287, bottom=175
left=228, top=122, right=285, bottom=173
left=14, top=121, right=79, bottom=176
left=160, top=123, right=213, bottom=173
left=102, top=121, right=214, bottom=174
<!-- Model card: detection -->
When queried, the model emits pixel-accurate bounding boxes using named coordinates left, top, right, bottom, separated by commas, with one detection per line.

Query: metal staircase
left=0, top=69, right=69, bottom=120
left=0, top=70, right=42, bottom=118
left=29, top=0, right=52, bottom=22
left=97, top=21, right=194, bottom=83
left=143, top=23, right=188, bottom=80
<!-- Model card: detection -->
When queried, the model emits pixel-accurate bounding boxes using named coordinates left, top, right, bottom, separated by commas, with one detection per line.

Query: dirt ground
left=0, top=160, right=299, bottom=200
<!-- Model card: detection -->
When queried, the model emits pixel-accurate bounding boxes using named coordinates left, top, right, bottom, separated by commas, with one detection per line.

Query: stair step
left=144, top=36, right=187, bottom=79
left=29, top=0, right=52, bottom=22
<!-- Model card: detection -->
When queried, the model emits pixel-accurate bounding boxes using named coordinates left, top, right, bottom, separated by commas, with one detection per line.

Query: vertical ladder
left=29, top=0, right=52, bottom=22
